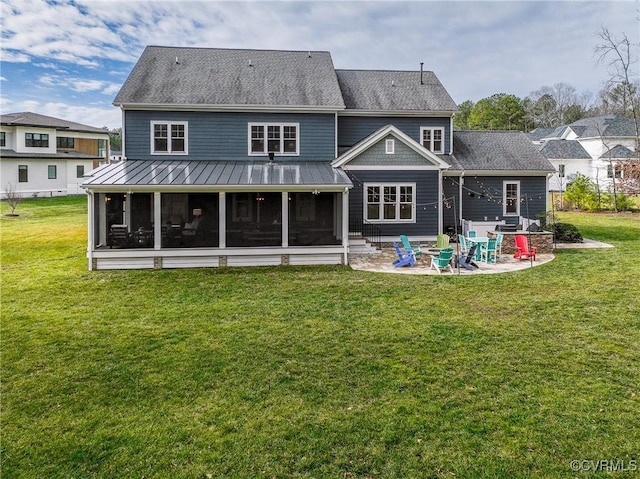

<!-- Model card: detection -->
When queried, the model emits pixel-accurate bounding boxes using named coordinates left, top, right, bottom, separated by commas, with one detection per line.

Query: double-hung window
left=18, top=165, right=28, bottom=183
left=249, top=123, right=299, bottom=155
left=48, top=165, right=57, bottom=179
left=607, top=164, right=622, bottom=178
left=151, top=121, right=187, bottom=154
left=0, top=132, right=5, bottom=147
left=25, top=133, right=49, bottom=148
left=503, top=181, right=520, bottom=216
left=420, top=127, right=444, bottom=154
left=365, top=183, right=415, bottom=222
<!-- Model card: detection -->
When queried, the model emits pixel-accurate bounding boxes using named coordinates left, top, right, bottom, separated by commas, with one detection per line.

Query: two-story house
left=1, top=112, right=110, bottom=197
left=82, top=46, right=553, bottom=270
left=530, top=115, right=638, bottom=191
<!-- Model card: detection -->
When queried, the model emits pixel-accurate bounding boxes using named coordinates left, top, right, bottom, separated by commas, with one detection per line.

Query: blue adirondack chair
left=392, top=242, right=415, bottom=267
left=400, top=234, right=422, bottom=258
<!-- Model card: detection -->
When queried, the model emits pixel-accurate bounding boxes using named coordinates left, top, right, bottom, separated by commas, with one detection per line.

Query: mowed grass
left=1, top=197, right=639, bottom=478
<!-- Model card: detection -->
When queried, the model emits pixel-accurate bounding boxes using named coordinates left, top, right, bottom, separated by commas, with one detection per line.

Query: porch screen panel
left=289, top=193, right=340, bottom=246
left=226, top=192, right=282, bottom=247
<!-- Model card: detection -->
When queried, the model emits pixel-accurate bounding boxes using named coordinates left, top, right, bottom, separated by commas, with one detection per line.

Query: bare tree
left=595, top=27, right=640, bottom=153
left=3, top=184, right=23, bottom=216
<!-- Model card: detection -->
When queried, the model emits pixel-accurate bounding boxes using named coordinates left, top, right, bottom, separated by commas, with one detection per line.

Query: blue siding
left=460, top=176, right=547, bottom=221
left=124, top=111, right=336, bottom=161
left=347, top=170, right=440, bottom=236
left=338, top=116, right=452, bottom=154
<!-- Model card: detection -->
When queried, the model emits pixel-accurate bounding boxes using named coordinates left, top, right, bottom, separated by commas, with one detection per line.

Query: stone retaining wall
left=489, top=231, right=554, bottom=254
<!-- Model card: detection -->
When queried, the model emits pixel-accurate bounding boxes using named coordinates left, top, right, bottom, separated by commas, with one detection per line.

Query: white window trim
left=150, top=121, right=188, bottom=155
left=420, top=127, right=445, bottom=154
left=248, top=123, right=300, bottom=156
left=385, top=138, right=395, bottom=154
left=364, top=182, right=416, bottom=223
left=503, top=180, right=520, bottom=217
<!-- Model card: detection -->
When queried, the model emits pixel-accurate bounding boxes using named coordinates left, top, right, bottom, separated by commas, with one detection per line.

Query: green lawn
left=2, top=197, right=639, bottom=478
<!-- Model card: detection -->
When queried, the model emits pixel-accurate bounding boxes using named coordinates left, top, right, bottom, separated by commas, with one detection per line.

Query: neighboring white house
left=530, top=115, right=638, bottom=191
left=1, top=112, right=110, bottom=197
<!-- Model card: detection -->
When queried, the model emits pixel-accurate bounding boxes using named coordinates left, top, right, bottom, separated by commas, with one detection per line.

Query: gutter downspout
left=459, top=172, right=465, bottom=233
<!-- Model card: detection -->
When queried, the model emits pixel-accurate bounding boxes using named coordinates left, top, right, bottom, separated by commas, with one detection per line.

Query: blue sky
left=1, top=0, right=638, bottom=130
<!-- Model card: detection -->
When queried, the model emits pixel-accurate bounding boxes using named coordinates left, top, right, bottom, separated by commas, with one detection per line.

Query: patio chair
left=435, top=234, right=450, bottom=249
left=455, top=244, right=478, bottom=271
left=513, top=234, right=537, bottom=261
left=495, top=233, right=504, bottom=259
left=108, top=224, right=131, bottom=248
left=467, top=230, right=477, bottom=238
left=399, top=234, right=422, bottom=258
left=480, top=237, right=498, bottom=264
left=458, top=234, right=468, bottom=255
left=429, top=247, right=454, bottom=274
left=392, top=242, right=415, bottom=268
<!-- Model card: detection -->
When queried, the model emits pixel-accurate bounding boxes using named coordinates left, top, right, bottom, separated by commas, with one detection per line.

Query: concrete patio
left=349, top=238, right=613, bottom=275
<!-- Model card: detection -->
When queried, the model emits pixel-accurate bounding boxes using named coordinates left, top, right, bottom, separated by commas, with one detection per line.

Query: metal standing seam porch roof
left=82, top=160, right=353, bottom=191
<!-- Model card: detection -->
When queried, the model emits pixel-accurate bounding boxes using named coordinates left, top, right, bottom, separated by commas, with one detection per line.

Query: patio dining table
left=466, top=236, right=489, bottom=261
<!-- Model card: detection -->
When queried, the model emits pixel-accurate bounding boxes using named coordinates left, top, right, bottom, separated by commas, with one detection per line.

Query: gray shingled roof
left=539, top=139, right=591, bottom=159
left=568, top=115, right=637, bottom=138
left=0, top=112, right=108, bottom=134
left=599, top=144, right=637, bottom=159
left=528, top=127, right=556, bottom=142
left=82, top=160, right=352, bottom=189
left=336, top=70, right=458, bottom=112
left=113, top=46, right=346, bottom=109
left=452, top=131, right=555, bottom=172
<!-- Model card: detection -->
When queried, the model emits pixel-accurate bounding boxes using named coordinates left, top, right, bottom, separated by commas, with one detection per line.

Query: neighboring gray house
left=531, top=115, right=638, bottom=191
left=82, top=46, right=553, bottom=270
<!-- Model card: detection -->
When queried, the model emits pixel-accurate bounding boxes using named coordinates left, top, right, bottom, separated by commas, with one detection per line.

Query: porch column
left=342, top=187, right=349, bottom=264
left=87, top=191, right=94, bottom=270
left=281, top=192, right=289, bottom=248
left=219, top=192, right=226, bottom=248
left=154, top=192, right=161, bottom=249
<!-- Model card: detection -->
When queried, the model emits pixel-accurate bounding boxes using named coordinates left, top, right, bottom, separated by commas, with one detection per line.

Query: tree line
left=453, top=80, right=639, bottom=132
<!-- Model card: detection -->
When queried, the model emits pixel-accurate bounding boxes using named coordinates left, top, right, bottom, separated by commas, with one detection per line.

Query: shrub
left=565, top=174, right=598, bottom=211
left=554, top=222, right=583, bottom=243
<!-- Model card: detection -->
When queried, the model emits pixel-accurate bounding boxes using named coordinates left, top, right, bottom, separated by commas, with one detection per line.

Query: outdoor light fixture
left=192, top=208, right=202, bottom=217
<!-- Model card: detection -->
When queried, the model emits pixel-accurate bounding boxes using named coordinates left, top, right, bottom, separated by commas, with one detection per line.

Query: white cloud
left=0, top=98, right=121, bottom=130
